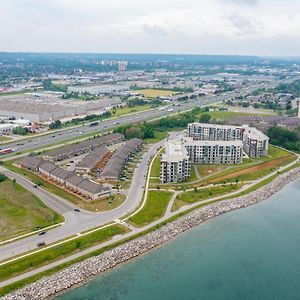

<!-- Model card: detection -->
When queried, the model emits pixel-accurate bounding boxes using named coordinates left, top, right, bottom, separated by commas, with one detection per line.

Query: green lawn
left=172, top=184, right=242, bottom=211
left=112, top=104, right=152, bottom=117
left=144, top=131, right=169, bottom=144
left=0, top=136, right=12, bottom=143
left=128, top=190, right=173, bottom=227
left=0, top=178, right=63, bottom=242
left=150, top=155, right=161, bottom=177
left=198, top=111, right=260, bottom=122
left=0, top=224, right=129, bottom=282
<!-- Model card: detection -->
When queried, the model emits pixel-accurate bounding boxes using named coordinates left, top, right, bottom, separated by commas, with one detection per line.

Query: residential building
left=241, top=125, right=269, bottom=158
left=187, top=123, right=243, bottom=141
left=184, top=138, right=243, bottom=164
left=160, top=140, right=191, bottom=183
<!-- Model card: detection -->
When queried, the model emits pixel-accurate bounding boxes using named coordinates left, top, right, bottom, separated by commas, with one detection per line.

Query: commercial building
left=101, top=138, right=143, bottom=181
left=0, top=123, right=17, bottom=135
left=160, top=140, right=190, bottom=183
left=184, top=138, right=243, bottom=164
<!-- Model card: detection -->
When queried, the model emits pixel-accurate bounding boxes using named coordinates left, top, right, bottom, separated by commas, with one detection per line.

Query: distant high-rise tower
left=117, top=61, right=127, bottom=72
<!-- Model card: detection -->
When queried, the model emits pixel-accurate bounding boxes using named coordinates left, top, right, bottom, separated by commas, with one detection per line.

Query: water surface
left=57, top=179, right=300, bottom=300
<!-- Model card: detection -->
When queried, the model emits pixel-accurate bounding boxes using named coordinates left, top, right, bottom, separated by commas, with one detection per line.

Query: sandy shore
left=3, top=166, right=300, bottom=300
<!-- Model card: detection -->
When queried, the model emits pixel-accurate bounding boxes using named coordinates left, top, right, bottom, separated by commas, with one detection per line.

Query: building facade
left=187, top=122, right=268, bottom=158
left=160, top=140, right=191, bottom=183
left=184, top=138, right=243, bottom=164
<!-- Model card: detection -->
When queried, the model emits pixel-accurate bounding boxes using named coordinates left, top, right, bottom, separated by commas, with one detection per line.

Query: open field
left=172, top=183, right=243, bottom=211
left=135, top=89, right=175, bottom=98
left=113, top=104, right=152, bottom=117
left=4, top=162, right=125, bottom=212
left=0, top=177, right=63, bottom=242
left=128, top=190, right=173, bottom=227
left=144, top=131, right=169, bottom=144
left=198, top=110, right=269, bottom=121
left=150, top=155, right=161, bottom=177
left=197, top=164, right=229, bottom=177
left=0, top=224, right=129, bottom=283
left=0, top=136, right=12, bottom=143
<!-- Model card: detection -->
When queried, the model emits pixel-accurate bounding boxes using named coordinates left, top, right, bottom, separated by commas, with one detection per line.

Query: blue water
left=57, top=179, right=300, bottom=300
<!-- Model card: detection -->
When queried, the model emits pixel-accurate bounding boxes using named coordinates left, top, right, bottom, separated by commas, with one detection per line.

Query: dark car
left=74, top=208, right=80, bottom=212
left=33, top=184, right=38, bottom=188
left=37, top=242, right=46, bottom=247
left=38, top=231, right=46, bottom=236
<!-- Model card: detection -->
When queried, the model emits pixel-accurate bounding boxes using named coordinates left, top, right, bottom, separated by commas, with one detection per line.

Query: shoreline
left=3, top=166, right=300, bottom=300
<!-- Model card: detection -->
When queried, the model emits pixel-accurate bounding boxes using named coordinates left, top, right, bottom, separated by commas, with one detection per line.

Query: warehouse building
left=101, top=138, right=143, bottom=181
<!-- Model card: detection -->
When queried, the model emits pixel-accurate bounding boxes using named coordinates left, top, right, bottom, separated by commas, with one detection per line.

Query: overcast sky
left=1, top=0, right=300, bottom=56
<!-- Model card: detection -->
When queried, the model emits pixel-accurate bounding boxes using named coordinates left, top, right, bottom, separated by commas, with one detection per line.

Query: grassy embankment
left=153, top=145, right=296, bottom=191
left=1, top=162, right=299, bottom=297
left=128, top=190, right=173, bottom=227
left=0, top=224, right=129, bottom=283
left=172, top=183, right=243, bottom=211
left=4, top=162, right=125, bottom=212
left=135, top=89, right=175, bottom=98
left=0, top=177, right=63, bottom=242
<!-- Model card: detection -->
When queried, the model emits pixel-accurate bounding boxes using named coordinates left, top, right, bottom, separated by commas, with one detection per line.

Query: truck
left=89, top=122, right=99, bottom=127
left=0, top=148, right=14, bottom=155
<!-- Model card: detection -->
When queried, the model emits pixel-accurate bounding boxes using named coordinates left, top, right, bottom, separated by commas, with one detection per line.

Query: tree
left=199, top=113, right=211, bottom=123
left=12, top=126, right=29, bottom=135
left=49, top=120, right=62, bottom=130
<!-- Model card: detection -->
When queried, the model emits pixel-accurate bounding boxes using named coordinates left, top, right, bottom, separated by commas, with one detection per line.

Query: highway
left=0, top=83, right=268, bottom=156
left=0, top=81, right=278, bottom=260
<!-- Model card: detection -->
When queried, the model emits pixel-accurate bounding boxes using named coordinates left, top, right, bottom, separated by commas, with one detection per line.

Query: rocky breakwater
left=3, top=167, right=300, bottom=300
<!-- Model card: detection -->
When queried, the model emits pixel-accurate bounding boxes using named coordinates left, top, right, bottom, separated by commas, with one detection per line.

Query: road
left=0, top=83, right=269, bottom=156
left=0, top=137, right=168, bottom=261
left=0, top=80, right=278, bottom=260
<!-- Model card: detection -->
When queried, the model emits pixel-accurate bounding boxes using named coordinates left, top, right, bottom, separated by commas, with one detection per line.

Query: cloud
left=222, top=0, right=258, bottom=5
left=228, top=13, right=262, bottom=35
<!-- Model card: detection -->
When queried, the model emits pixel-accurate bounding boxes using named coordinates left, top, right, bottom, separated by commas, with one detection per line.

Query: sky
left=1, top=0, right=300, bottom=56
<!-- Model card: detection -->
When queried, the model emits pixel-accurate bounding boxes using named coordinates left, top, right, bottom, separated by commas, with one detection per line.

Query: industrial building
left=0, top=94, right=121, bottom=123
left=160, top=140, right=191, bottom=183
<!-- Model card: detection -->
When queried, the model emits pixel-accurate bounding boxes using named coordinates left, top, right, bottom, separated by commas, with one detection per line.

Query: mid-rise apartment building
left=187, top=123, right=243, bottom=141
left=187, top=122, right=268, bottom=158
left=160, top=140, right=191, bottom=183
left=184, top=138, right=243, bottom=164
left=241, top=125, right=269, bottom=157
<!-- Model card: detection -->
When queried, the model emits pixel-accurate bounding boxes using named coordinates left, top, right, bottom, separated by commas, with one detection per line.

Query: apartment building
left=187, top=122, right=268, bottom=158
left=184, top=138, right=243, bottom=164
left=241, top=125, right=269, bottom=158
left=187, top=123, right=243, bottom=141
left=160, top=140, right=191, bottom=183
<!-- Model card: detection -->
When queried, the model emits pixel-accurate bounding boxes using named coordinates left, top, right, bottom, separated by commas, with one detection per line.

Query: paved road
left=0, top=137, right=168, bottom=261
left=0, top=83, right=268, bottom=156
